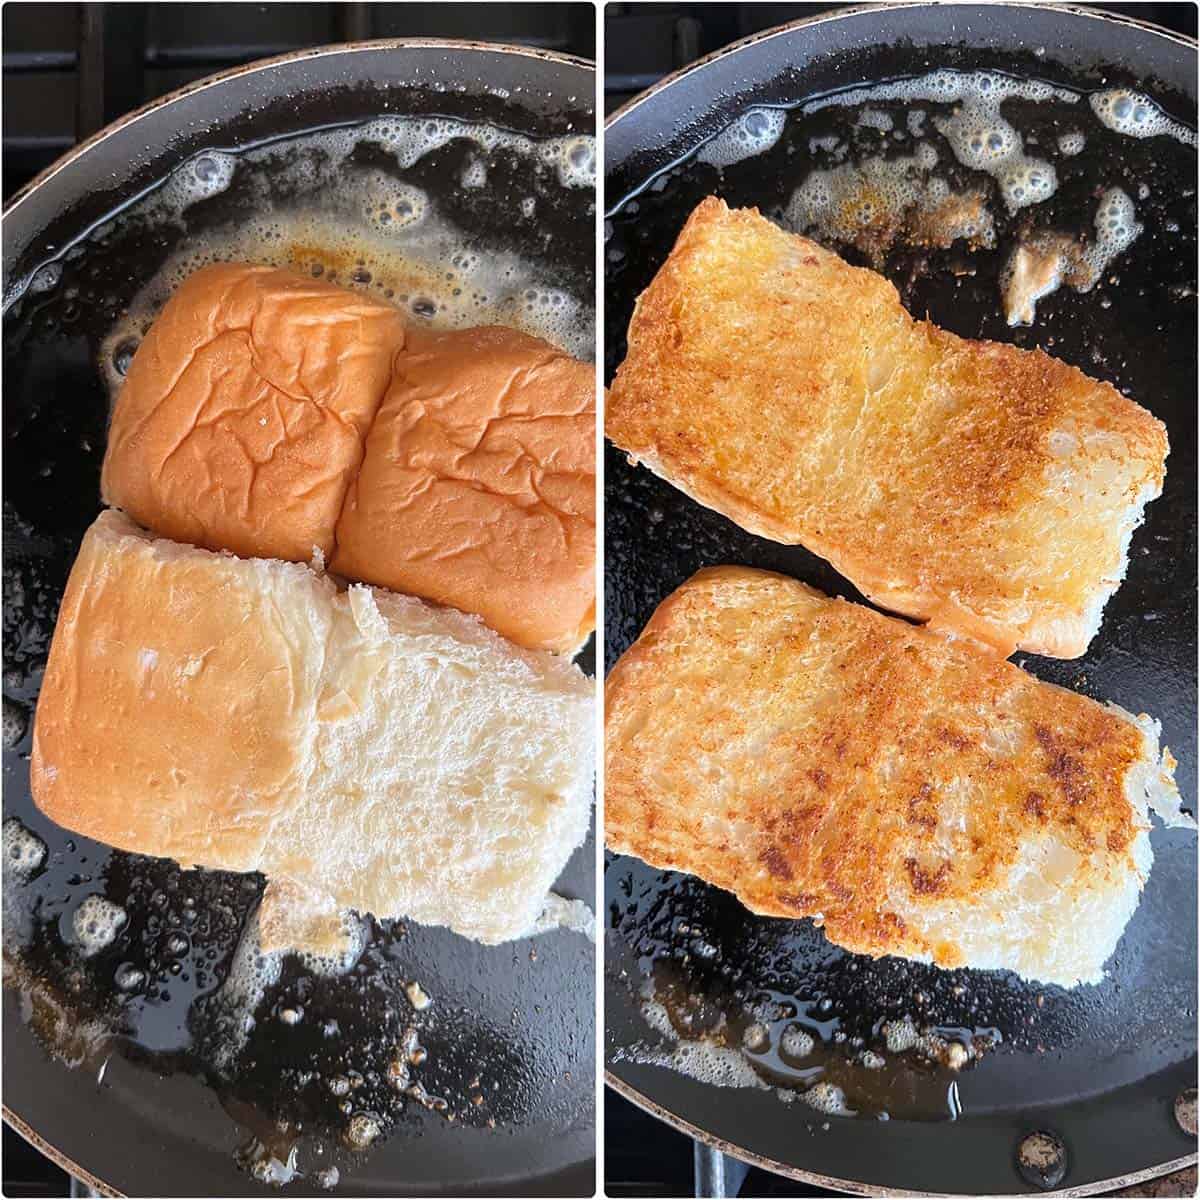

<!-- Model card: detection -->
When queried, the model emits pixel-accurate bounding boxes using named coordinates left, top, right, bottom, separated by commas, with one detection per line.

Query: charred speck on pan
left=3, top=818, right=592, bottom=1184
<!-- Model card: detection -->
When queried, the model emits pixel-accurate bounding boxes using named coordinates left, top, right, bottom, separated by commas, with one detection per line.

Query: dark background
left=2, top=1, right=596, bottom=200
left=1, top=6, right=595, bottom=1195
left=603, top=3, right=1198, bottom=1197
left=603, top=2, right=1198, bottom=111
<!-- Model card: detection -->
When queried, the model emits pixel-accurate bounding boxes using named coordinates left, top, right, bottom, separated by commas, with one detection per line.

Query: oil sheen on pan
left=604, top=61, right=1197, bottom=1128
left=4, top=76, right=597, bottom=1192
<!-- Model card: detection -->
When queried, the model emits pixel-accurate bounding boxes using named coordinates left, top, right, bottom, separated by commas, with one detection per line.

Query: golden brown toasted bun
left=605, top=566, right=1186, bottom=987
left=606, top=198, right=1169, bottom=659
left=101, top=262, right=406, bottom=564
left=30, top=510, right=595, bottom=944
left=332, top=324, right=596, bottom=654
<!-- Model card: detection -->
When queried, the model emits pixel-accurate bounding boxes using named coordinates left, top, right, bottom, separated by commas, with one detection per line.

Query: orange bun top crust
left=101, top=262, right=406, bottom=564
left=101, top=264, right=595, bottom=653
left=332, top=325, right=596, bottom=654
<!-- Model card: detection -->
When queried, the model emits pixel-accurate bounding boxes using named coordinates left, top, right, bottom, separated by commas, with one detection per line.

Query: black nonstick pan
left=3, top=39, right=595, bottom=1197
left=604, top=4, right=1197, bottom=1194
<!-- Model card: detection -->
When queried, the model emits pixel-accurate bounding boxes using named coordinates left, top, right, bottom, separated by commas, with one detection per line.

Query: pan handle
left=693, top=1141, right=750, bottom=1198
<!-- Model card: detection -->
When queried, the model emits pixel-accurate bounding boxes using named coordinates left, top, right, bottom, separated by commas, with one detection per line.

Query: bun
left=31, top=510, right=594, bottom=944
left=101, top=263, right=405, bottom=565
left=101, top=267, right=595, bottom=653
left=606, top=198, right=1169, bottom=659
left=605, top=565, right=1187, bottom=987
left=332, top=324, right=596, bottom=654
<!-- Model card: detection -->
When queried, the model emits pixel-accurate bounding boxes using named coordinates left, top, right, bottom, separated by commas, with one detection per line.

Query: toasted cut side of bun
left=606, top=198, right=1169, bottom=659
left=31, top=510, right=594, bottom=944
left=101, top=263, right=406, bottom=565
left=332, top=325, right=596, bottom=654
left=604, top=566, right=1190, bottom=987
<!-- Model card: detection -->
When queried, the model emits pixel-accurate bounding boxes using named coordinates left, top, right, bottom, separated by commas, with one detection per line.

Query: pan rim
left=605, top=1071, right=1199, bottom=1197
left=4, top=1096, right=600, bottom=1198
left=3, top=1105, right=120, bottom=1198
left=3, top=36, right=595, bottom=220
left=602, top=0, right=1198, bottom=133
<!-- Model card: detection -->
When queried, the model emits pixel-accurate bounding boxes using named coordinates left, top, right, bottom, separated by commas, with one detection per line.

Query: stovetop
left=603, top=1, right=1198, bottom=113
left=2, top=1, right=595, bottom=201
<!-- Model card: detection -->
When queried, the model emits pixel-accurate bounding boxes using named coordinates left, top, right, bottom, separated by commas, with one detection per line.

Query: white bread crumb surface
left=894, top=703, right=1188, bottom=987
left=31, top=510, right=594, bottom=946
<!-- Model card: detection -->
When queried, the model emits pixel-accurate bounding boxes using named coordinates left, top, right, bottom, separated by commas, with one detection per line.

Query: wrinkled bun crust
left=332, top=325, right=596, bottom=654
left=31, top=511, right=594, bottom=943
left=101, top=264, right=596, bottom=653
left=102, top=263, right=405, bottom=564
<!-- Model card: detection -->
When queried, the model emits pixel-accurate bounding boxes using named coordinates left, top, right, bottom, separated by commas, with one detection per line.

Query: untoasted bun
left=607, top=198, right=1169, bottom=659
left=332, top=325, right=596, bottom=654
left=101, top=263, right=405, bottom=564
left=31, top=510, right=593, bottom=944
left=102, top=269, right=594, bottom=654
left=605, top=566, right=1188, bottom=987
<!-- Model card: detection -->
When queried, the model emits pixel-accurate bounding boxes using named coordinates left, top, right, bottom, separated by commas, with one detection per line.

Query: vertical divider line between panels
left=594, top=2, right=607, bottom=1195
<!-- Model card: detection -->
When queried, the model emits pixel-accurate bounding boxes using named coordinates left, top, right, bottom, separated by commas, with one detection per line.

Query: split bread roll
left=101, top=262, right=406, bottom=565
left=30, top=510, right=594, bottom=944
left=100, top=263, right=597, bottom=655
left=606, top=198, right=1169, bottom=659
left=332, top=325, right=596, bottom=655
left=604, top=566, right=1191, bottom=988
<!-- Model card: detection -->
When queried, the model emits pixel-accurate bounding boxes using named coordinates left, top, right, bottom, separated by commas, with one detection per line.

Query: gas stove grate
left=2, top=1, right=595, bottom=201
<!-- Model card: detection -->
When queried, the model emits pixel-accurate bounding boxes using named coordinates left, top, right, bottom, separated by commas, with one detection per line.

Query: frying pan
left=2, top=39, right=595, bottom=1197
left=603, top=4, right=1197, bottom=1194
